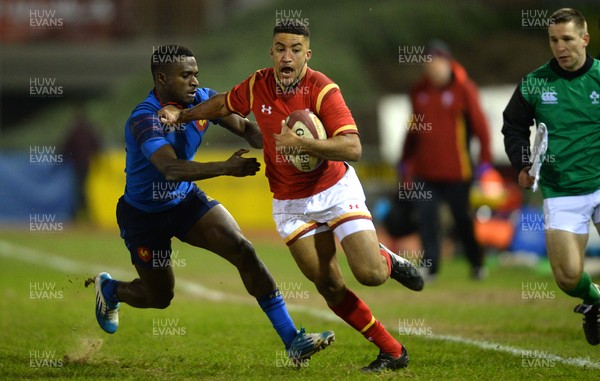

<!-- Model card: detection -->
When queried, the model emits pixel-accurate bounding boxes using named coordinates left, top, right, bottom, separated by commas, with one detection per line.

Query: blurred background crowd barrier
left=1, top=0, right=600, bottom=265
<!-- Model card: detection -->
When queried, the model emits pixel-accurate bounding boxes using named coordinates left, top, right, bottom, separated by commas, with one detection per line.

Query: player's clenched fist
left=225, top=149, right=260, bottom=177
left=518, top=167, right=535, bottom=190
left=158, top=105, right=183, bottom=124
left=273, top=120, right=302, bottom=151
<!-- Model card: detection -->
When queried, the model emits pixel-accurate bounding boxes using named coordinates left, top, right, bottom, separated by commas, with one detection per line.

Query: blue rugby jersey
left=123, top=88, right=218, bottom=212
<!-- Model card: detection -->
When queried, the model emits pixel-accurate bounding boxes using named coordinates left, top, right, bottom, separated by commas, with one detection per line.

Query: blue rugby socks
left=102, top=278, right=120, bottom=304
left=257, top=290, right=298, bottom=348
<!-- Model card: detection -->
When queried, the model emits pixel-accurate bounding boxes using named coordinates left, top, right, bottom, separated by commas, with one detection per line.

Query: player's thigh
left=339, top=229, right=381, bottom=274
left=544, top=193, right=593, bottom=276
left=289, top=230, right=343, bottom=287
left=181, top=204, right=252, bottom=261
left=331, top=215, right=385, bottom=284
left=116, top=196, right=175, bottom=269
left=545, top=229, right=587, bottom=277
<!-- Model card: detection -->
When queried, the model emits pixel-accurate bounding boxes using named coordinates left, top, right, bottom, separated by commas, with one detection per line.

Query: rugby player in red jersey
left=159, top=22, right=424, bottom=372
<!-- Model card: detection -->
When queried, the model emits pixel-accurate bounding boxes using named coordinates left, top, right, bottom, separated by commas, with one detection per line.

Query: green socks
left=560, top=272, right=600, bottom=305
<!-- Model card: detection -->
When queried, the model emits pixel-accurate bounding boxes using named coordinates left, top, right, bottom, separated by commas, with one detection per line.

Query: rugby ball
left=284, top=110, right=327, bottom=172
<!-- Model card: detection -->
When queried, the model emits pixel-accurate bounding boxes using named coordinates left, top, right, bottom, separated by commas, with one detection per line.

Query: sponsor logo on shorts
left=137, top=246, right=152, bottom=263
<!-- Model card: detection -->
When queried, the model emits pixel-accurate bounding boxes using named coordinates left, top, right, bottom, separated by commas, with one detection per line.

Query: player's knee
left=239, top=238, right=256, bottom=256
left=315, top=278, right=345, bottom=302
left=148, top=290, right=174, bottom=309
left=234, top=239, right=260, bottom=267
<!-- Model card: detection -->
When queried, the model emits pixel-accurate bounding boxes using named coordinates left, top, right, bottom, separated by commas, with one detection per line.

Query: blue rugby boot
left=94, top=272, right=119, bottom=334
left=287, top=328, right=335, bottom=362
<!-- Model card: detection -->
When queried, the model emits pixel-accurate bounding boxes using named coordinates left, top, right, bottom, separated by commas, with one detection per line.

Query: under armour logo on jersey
left=541, top=91, right=558, bottom=104
left=590, top=91, right=600, bottom=105
left=261, top=104, right=272, bottom=114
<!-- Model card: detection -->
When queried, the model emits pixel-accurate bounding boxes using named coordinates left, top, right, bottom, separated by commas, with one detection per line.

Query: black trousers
left=414, top=180, right=483, bottom=275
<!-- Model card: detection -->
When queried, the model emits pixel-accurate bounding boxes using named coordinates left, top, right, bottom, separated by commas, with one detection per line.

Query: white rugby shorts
left=273, top=164, right=375, bottom=246
left=543, top=188, right=600, bottom=234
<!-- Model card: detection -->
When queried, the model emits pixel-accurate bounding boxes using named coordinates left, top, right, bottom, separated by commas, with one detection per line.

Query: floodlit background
left=2, top=0, right=599, bottom=250
left=3, top=1, right=600, bottom=379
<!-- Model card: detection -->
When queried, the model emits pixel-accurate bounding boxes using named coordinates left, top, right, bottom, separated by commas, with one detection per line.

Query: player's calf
left=232, top=244, right=280, bottom=298
left=146, top=290, right=174, bottom=309
left=351, top=265, right=388, bottom=287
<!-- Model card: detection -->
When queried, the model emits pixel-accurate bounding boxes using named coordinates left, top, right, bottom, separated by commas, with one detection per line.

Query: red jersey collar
left=153, top=88, right=185, bottom=110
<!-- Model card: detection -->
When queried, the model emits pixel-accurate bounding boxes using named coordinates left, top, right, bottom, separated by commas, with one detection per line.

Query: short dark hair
left=426, top=39, right=452, bottom=59
left=150, top=44, right=194, bottom=78
left=550, top=8, right=587, bottom=34
left=273, top=20, right=310, bottom=38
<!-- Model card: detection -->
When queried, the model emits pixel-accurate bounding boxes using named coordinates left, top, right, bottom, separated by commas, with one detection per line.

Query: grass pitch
left=0, top=227, right=599, bottom=380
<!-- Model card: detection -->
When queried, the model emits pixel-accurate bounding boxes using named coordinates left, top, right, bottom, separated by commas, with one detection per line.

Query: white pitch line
left=1, top=239, right=600, bottom=370
left=0, top=240, right=239, bottom=303
left=427, top=334, right=600, bottom=370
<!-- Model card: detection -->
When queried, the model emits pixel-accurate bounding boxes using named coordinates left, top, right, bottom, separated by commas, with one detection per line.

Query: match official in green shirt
left=503, top=7, right=600, bottom=346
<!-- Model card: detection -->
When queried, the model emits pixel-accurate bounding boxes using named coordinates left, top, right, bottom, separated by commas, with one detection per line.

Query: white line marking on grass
left=0, top=240, right=240, bottom=303
left=427, top=334, right=600, bottom=370
left=2, top=239, right=600, bottom=370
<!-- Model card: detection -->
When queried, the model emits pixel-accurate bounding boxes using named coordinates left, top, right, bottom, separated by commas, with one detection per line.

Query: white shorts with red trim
left=272, top=164, right=375, bottom=246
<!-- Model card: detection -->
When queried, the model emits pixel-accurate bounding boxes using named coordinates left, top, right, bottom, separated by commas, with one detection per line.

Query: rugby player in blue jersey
left=87, top=44, right=333, bottom=362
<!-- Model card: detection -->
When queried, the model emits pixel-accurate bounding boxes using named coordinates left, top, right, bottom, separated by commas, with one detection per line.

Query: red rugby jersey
left=226, top=67, right=358, bottom=199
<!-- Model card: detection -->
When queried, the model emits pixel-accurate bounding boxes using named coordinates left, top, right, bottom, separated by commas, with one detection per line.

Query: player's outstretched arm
left=150, top=144, right=260, bottom=181
left=158, top=93, right=231, bottom=124
left=274, top=121, right=361, bottom=162
left=218, top=115, right=263, bottom=149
